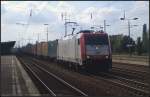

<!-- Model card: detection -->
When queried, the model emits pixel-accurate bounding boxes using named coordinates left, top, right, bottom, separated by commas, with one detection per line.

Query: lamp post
left=44, top=24, right=49, bottom=42
left=37, top=33, right=40, bottom=43
left=120, top=12, right=138, bottom=56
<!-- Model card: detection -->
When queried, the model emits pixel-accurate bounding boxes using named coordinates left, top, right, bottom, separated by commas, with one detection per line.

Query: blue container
left=48, top=40, right=58, bottom=59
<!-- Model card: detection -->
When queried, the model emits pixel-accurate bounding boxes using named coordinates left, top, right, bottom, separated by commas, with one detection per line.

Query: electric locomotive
left=57, top=30, right=112, bottom=72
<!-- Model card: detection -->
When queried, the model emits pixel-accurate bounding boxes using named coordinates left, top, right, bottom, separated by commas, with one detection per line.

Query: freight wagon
left=22, top=44, right=33, bottom=55
left=21, top=30, right=112, bottom=72
left=41, top=42, right=48, bottom=58
left=31, top=44, right=35, bottom=55
left=48, top=40, right=58, bottom=60
left=29, top=40, right=58, bottom=60
left=36, top=42, right=42, bottom=56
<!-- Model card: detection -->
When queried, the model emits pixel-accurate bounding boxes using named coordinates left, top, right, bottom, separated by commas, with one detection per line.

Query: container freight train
left=21, top=30, right=112, bottom=72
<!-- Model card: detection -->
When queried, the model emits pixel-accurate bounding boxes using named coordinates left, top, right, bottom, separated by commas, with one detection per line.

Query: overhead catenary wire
left=24, top=9, right=32, bottom=35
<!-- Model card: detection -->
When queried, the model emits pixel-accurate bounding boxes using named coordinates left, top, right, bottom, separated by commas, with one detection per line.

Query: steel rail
left=31, top=61, right=88, bottom=96
left=19, top=58, right=56, bottom=96
left=112, top=67, right=149, bottom=77
left=99, top=72, right=149, bottom=91
left=90, top=74, right=149, bottom=96
left=19, top=55, right=149, bottom=96
left=21, top=57, right=88, bottom=96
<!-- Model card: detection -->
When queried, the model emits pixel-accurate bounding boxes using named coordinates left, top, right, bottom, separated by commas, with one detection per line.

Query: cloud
left=1, top=1, right=149, bottom=43
left=75, top=6, right=120, bottom=32
left=126, top=1, right=149, bottom=39
left=2, top=2, right=47, bottom=14
left=1, top=24, right=24, bottom=42
left=128, top=1, right=149, bottom=18
left=1, top=5, right=6, bottom=14
left=45, top=1, right=77, bottom=23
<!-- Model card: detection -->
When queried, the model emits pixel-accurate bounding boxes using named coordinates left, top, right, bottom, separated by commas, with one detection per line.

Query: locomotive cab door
left=74, top=37, right=78, bottom=62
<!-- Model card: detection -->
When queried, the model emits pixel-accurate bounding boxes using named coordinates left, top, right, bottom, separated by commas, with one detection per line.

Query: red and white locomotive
left=57, top=30, right=112, bottom=71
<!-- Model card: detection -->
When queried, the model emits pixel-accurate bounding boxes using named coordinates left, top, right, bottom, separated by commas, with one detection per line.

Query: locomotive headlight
left=87, top=56, right=90, bottom=59
left=105, top=55, right=109, bottom=59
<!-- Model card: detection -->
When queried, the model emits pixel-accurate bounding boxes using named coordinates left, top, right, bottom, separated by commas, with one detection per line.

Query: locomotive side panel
left=68, top=38, right=76, bottom=62
left=57, top=36, right=81, bottom=64
left=76, top=38, right=82, bottom=65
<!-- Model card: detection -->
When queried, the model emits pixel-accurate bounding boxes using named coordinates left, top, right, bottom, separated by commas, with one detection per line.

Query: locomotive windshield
left=85, top=35, right=108, bottom=45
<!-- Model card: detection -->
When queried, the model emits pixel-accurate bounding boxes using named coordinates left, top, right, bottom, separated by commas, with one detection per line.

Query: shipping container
left=37, top=42, right=42, bottom=56
left=26, top=44, right=32, bottom=54
left=32, top=44, right=37, bottom=56
left=41, top=42, right=48, bottom=57
left=48, top=40, right=58, bottom=59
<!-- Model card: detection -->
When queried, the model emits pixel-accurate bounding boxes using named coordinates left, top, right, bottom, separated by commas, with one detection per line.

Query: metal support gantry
left=120, top=10, right=138, bottom=56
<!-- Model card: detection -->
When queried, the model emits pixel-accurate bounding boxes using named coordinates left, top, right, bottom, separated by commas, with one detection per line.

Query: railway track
left=97, top=72, right=149, bottom=92
left=18, top=57, right=88, bottom=96
left=89, top=73, right=149, bottom=96
left=18, top=55, right=149, bottom=96
left=35, top=58, right=150, bottom=96
left=112, top=62, right=149, bottom=75
left=111, top=67, right=149, bottom=83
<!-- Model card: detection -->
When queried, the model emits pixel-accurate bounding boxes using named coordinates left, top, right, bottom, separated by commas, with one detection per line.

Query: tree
left=109, top=34, right=135, bottom=54
left=136, top=37, right=142, bottom=55
left=146, top=30, right=149, bottom=54
left=120, top=35, right=129, bottom=53
left=109, top=34, right=123, bottom=53
left=142, top=24, right=148, bottom=53
left=147, top=29, right=149, bottom=55
left=120, top=35, right=135, bottom=54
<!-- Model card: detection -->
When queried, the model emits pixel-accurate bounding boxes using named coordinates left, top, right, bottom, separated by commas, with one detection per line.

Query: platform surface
left=1, top=55, right=40, bottom=96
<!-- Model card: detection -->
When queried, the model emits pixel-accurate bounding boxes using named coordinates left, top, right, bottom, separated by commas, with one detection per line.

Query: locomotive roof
left=59, top=31, right=108, bottom=41
left=77, top=30, right=94, bottom=34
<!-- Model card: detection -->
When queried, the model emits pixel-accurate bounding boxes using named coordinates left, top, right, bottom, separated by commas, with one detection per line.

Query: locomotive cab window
left=85, top=35, right=108, bottom=45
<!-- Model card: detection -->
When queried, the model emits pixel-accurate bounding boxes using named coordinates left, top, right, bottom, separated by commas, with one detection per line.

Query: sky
left=1, top=1, right=149, bottom=47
